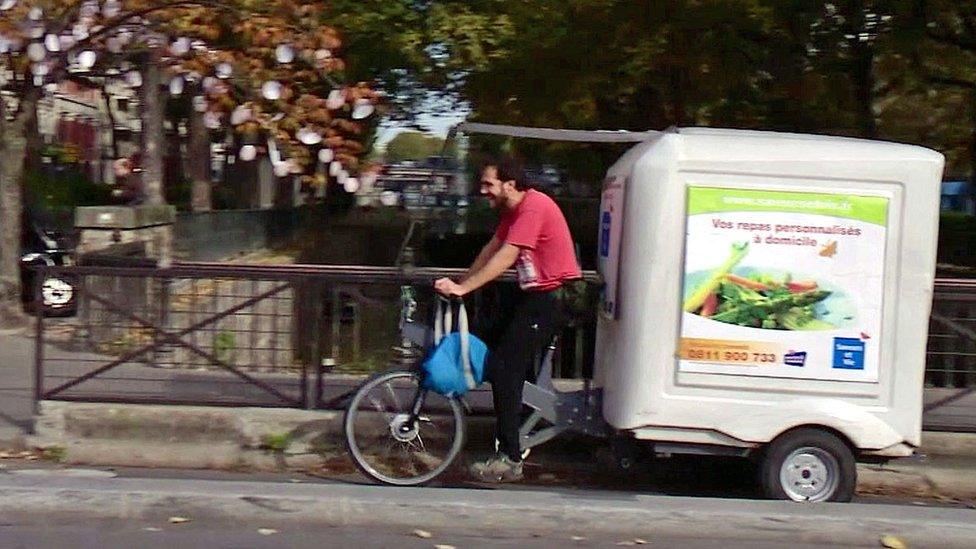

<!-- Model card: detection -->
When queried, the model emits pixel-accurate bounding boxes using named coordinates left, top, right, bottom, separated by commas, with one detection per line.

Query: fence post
left=311, top=279, right=325, bottom=409
left=33, top=266, right=45, bottom=416
left=297, top=278, right=307, bottom=408
left=330, top=286, right=341, bottom=365
left=967, top=299, right=976, bottom=388
left=352, top=299, right=362, bottom=363
left=152, top=276, right=173, bottom=367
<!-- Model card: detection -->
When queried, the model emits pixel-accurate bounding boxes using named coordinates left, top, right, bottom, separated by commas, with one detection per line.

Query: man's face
left=480, top=166, right=513, bottom=209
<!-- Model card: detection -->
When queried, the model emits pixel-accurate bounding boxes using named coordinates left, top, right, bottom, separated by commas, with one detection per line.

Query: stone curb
left=856, top=465, right=976, bottom=500
left=922, top=432, right=976, bottom=458
left=28, top=401, right=344, bottom=471
left=24, top=401, right=976, bottom=501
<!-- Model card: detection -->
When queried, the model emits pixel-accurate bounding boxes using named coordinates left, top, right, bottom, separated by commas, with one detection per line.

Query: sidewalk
left=0, top=330, right=35, bottom=442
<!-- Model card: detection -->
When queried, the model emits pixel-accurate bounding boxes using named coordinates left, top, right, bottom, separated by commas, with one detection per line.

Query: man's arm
left=435, top=243, right=520, bottom=297
left=462, top=236, right=502, bottom=282
left=459, top=243, right=520, bottom=295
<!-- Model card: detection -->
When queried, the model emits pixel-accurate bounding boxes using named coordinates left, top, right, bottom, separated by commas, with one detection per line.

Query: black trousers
left=479, top=288, right=562, bottom=461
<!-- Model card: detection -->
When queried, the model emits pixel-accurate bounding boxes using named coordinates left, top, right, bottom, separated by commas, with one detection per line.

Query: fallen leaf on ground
left=634, top=539, right=649, bottom=545
left=880, top=535, right=907, bottom=549
left=168, top=517, right=190, bottom=524
left=571, top=536, right=587, bottom=541
left=143, top=527, right=162, bottom=532
left=413, top=529, right=433, bottom=539
left=257, top=528, right=278, bottom=536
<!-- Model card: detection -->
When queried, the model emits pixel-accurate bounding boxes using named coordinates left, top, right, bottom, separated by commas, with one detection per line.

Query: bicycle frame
left=398, top=284, right=607, bottom=453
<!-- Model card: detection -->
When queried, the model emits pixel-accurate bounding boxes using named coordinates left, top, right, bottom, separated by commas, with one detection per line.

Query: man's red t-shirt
left=495, top=189, right=582, bottom=291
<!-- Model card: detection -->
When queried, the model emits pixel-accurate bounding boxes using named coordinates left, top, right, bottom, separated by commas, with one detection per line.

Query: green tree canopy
left=327, top=1, right=975, bottom=183
left=383, top=131, right=445, bottom=163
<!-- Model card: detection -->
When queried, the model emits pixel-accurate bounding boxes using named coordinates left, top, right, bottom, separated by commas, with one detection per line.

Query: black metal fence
left=924, top=279, right=976, bottom=431
left=32, top=264, right=976, bottom=430
left=32, top=263, right=598, bottom=410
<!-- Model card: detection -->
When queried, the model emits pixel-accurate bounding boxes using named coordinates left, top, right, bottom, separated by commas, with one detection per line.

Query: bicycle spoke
left=384, top=439, right=399, bottom=460
left=366, top=394, right=383, bottom=412
left=367, top=394, right=395, bottom=422
left=402, top=444, right=419, bottom=476
left=385, top=382, right=403, bottom=412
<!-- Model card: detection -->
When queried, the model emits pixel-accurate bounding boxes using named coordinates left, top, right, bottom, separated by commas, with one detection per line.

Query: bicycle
left=343, top=285, right=600, bottom=486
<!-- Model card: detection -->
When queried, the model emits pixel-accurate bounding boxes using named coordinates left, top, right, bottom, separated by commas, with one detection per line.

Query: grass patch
left=260, top=432, right=294, bottom=453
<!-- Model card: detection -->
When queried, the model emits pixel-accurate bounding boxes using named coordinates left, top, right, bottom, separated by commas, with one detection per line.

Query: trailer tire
left=760, top=428, right=856, bottom=502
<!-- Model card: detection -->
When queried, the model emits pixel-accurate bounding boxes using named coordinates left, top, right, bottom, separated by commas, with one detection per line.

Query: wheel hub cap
left=389, top=414, right=418, bottom=443
left=780, top=447, right=839, bottom=501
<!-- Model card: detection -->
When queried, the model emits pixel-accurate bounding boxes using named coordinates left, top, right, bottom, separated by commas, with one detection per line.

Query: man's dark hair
left=487, top=155, right=532, bottom=191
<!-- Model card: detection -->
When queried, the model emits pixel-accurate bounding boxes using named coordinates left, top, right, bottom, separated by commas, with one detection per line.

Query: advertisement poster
left=598, top=175, right=626, bottom=319
left=679, top=186, right=889, bottom=382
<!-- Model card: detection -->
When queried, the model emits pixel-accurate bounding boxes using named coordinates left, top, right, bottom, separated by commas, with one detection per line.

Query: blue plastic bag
left=421, top=298, right=487, bottom=397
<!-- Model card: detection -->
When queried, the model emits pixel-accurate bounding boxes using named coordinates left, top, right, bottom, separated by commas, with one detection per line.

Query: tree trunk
left=140, top=50, right=166, bottom=206
left=850, top=42, right=877, bottom=138
left=102, top=84, right=120, bottom=160
left=188, top=93, right=212, bottom=212
left=24, top=91, right=44, bottom=172
left=0, top=88, right=41, bottom=328
left=847, top=0, right=877, bottom=138
left=664, top=1, right=687, bottom=126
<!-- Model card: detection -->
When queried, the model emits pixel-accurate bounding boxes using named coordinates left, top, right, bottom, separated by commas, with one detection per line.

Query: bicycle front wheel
left=344, top=369, right=465, bottom=486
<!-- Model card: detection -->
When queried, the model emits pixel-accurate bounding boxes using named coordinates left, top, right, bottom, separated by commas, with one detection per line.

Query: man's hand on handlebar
left=434, top=277, right=467, bottom=298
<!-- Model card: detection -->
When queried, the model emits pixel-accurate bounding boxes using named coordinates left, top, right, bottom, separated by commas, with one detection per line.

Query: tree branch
left=49, top=1, right=89, bottom=38
left=928, top=73, right=976, bottom=90
left=62, top=0, right=244, bottom=57
left=926, top=28, right=976, bottom=52
left=963, top=13, right=976, bottom=42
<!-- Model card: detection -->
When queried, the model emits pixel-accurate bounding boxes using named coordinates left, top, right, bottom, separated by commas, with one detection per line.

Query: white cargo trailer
left=591, top=127, right=944, bottom=501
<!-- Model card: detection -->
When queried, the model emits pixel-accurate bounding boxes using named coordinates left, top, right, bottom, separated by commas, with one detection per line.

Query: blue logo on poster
left=784, top=351, right=807, bottom=367
left=599, top=211, right=611, bottom=257
left=832, top=338, right=865, bottom=370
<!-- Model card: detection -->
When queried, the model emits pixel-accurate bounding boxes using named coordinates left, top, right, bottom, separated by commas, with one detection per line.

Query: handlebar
left=399, top=285, right=466, bottom=326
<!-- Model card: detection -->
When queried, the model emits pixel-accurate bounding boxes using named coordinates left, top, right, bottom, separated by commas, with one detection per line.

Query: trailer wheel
left=759, top=428, right=856, bottom=502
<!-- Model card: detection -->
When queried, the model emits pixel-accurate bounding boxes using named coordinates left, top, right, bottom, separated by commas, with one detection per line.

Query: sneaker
left=494, top=438, right=531, bottom=460
left=470, top=454, right=524, bottom=483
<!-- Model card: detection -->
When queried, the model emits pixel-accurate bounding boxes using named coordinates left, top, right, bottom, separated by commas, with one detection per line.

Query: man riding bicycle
left=434, top=156, right=582, bottom=482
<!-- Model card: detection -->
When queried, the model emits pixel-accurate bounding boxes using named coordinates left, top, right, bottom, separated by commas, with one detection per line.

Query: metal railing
left=32, top=264, right=976, bottom=430
left=32, top=262, right=597, bottom=410
left=924, top=279, right=976, bottom=431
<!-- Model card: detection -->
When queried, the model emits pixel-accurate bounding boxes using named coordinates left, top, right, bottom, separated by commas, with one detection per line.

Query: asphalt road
left=0, top=514, right=884, bottom=549
left=0, top=467, right=973, bottom=548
